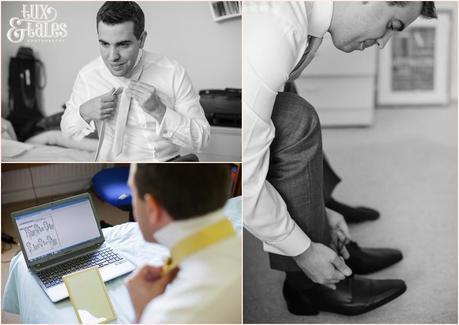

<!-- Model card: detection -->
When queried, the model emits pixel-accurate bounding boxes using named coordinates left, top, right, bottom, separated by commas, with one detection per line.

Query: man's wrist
left=294, top=241, right=313, bottom=260
left=145, top=102, right=166, bottom=122
left=79, top=105, right=91, bottom=123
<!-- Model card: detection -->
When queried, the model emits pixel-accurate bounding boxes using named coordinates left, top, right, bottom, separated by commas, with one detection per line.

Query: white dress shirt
left=243, top=2, right=333, bottom=256
left=61, top=50, right=210, bottom=161
left=140, top=210, right=241, bottom=324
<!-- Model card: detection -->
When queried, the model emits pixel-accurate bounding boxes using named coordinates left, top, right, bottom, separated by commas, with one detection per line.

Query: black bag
left=8, top=46, right=47, bottom=141
left=199, top=88, right=241, bottom=127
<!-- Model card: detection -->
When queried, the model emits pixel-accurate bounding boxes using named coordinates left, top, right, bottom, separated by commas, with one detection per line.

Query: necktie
left=288, top=35, right=323, bottom=82
left=162, top=218, right=236, bottom=274
left=112, top=65, right=144, bottom=156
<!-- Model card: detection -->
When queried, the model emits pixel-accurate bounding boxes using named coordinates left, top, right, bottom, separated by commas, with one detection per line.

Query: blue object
left=92, top=167, right=132, bottom=211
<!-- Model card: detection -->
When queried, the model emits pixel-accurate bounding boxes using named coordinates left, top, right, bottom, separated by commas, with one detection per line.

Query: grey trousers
left=267, top=92, right=332, bottom=272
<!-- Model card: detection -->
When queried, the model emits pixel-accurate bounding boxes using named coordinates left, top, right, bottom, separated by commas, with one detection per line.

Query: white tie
left=112, top=65, right=144, bottom=156
left=112, top=88, right=131, bottom=156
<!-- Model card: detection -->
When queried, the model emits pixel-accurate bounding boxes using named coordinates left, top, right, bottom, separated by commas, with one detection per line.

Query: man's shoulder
left=142, top=51, right=185, bottom=73
left=78, top=56, right=105, bottom=77
left=188, top=235, right=241, bottom=278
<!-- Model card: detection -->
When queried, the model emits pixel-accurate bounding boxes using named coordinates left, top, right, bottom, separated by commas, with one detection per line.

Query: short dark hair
left=96, top=1, right=145, bottom=39
left=134, top=164, right=232, bottom=220
left=387, top=1, right=437, bottom=19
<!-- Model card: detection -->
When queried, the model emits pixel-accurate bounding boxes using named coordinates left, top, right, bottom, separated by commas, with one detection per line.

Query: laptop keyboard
left=36, top=247, right=123, bottom=288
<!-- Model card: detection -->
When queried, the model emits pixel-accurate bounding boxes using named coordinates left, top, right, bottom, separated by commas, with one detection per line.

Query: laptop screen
left=14, top=195, right=102, bottom=263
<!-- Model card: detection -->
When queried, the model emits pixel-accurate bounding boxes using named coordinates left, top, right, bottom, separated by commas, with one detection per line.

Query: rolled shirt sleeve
left=153, top=65, right=210, bottom=152
left=243, top=8, right=311, bottom=256
left=60, top=72, right=96, bottom=140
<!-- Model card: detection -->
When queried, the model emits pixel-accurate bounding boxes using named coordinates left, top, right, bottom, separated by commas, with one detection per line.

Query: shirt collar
left=154, top=209, right=227, bottom=250
left=123, top=48, right=144, bottom=81
left=308, top=1, right=333, bottom=38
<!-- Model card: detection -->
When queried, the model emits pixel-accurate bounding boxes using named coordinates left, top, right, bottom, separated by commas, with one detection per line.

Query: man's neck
left=121, top=49, right=144, bottom=79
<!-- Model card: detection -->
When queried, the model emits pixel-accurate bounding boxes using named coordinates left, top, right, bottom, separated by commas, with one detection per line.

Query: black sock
left=285, top=271, right=315, bottom=290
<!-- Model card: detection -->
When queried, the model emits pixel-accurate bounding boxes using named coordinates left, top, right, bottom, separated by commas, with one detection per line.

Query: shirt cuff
left=263, top=224, right=311, bottom=256
left=71, top=110, right=96, bottom=140
left=155, top=106, right=180, bottom=138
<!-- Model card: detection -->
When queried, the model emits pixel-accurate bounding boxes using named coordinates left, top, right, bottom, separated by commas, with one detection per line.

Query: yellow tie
left=162, top=218, right=236, bottom=274
left=288, top=35, right=323, bottom=82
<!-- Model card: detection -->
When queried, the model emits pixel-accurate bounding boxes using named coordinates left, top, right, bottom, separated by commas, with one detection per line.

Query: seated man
left=126, top=163, right=241, bottom=323
left=61, top=1, right=210, bottom=161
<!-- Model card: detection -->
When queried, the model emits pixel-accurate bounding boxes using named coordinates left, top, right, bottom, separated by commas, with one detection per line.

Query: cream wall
left=1, top=1, right=241, bottom=116
left=437, top=1, right=458, bottom=101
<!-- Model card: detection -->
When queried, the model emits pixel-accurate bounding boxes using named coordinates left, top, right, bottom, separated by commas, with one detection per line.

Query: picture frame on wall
left=209, top=1, right=241, bottom=22
left=377, top=11, right=451, bottom=106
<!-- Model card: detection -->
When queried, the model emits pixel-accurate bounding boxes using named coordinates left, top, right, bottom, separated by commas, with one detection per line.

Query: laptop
left=11, top=193, right=136, bottom=302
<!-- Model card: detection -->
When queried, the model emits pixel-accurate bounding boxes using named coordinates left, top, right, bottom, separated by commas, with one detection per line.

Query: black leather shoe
left=346, top=241, right=403, bottom=274
left=283, top=275, right=406, bottom=316
left=326, top=199, right=380, bottom=223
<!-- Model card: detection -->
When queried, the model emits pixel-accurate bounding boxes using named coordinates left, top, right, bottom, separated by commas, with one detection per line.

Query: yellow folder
left=63, top=267, right=117, bottom=324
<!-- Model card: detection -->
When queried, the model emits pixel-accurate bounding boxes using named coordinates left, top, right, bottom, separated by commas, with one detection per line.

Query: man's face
left=97, top=21, right=146, bottom=77
left=329, top=2, right=422, bottom=53
left=128, top=164, right=154, bottom=242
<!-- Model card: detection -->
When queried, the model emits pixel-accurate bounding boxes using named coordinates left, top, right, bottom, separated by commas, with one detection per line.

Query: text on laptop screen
left=15, top=196, right=101, bottom=262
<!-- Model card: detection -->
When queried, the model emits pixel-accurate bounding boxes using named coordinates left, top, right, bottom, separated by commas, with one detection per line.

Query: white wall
left=437, top=2, right=458, bottom=101
left=1, top=1, right=241, bottom=116
left=1, top=164, right=106, bottom=203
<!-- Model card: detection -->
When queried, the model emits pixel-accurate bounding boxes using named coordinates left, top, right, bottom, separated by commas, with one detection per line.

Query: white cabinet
left=181, top=126, right=241, bottom=162
left=295, top=34, right=377, bottom=127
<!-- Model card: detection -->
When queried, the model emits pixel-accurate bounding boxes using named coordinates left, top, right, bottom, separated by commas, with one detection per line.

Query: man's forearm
left=144, top=102, right=166, bottom=122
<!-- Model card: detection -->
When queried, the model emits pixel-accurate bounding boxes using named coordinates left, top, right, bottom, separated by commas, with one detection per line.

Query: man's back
left=140, top=234, right=241, bottom=323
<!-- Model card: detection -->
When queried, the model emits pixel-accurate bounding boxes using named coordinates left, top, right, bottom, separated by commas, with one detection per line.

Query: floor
left=1, top=190, right=129, bottom=324
left=243, top=105, right=458, bottom=323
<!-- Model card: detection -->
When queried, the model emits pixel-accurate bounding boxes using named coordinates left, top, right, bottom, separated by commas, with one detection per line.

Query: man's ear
left=143, top=193, right=164, bottom=226
left=139, top=31, right=147, bottom=48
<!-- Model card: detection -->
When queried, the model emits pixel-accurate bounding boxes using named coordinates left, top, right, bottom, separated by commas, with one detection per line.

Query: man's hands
left=293, top=242, right=352, bottom=290
left=79, top=81, right=166, bottom=124
left=126, top=81, right=166, bottom=122
left=127, top=265, right=179, bottom=322
left=80, top=88, right=119, bottom=123
left=293, top=210, right=353, bottom=289
left=327, top=208, right=351, bottom=259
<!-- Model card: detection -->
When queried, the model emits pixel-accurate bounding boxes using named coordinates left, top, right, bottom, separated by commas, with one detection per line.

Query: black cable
left=28, top=166, right=38, bottom=204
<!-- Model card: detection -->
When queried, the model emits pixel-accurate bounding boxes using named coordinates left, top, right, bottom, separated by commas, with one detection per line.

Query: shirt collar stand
left=308, top=1, right=333, bottom=38
left=154, top=209, right=226, bottom=249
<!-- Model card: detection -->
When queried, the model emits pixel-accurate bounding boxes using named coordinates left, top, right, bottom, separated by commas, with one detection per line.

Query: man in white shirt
left=126, top=163, right=241, bottom=323
left=244, top=1, right=437, bottom=316
left=61, top=2, right=210, bottom=161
